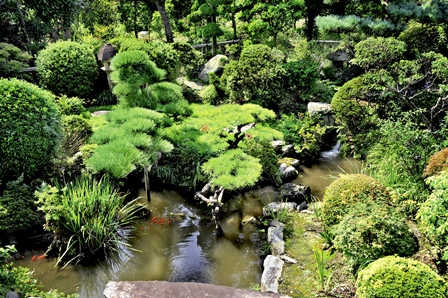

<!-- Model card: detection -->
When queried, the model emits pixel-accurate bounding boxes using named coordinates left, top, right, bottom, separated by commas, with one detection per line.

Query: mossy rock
left=356, top=256, right=448, bottom=298
left=321, top=174, right=389, bottom=227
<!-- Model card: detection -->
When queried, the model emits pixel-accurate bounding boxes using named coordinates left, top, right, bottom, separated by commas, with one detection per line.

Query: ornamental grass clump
left=356, top=256, right=447, bottom=298
left=35, top=176, right=144, bottom=265
left=321, top=174, right=389, bottom=227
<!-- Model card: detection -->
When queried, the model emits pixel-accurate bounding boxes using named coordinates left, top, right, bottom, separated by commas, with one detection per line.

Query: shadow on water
left=14, top=189, right=265, bottom=297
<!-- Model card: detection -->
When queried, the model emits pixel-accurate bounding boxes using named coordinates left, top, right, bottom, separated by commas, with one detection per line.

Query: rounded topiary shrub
left=0, top=78, right=62, bottom=181
left=356, top=256, right=448, bottom=298
left=36, top=41, right=98, bottom=98
left=321, top=174, right=389, bottom=227
left=333, top=202, right=417, bottom=269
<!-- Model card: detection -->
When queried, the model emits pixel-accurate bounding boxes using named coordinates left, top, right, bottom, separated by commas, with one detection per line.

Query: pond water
left=14, top=145, right=360, bottom=297
left=15, top=189, right=269, bottom=297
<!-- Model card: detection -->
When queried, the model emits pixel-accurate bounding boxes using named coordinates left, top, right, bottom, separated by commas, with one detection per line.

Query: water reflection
left=14, top=188, right=264, bottom=297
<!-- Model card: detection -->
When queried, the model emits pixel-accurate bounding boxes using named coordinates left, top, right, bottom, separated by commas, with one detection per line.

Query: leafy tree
left=110, top=50, right=190, bottom=118
left=23, top=0, right=84, bottom=41
left=220, top=44, right=287, bottom=111
left=239, top=0, right=304, bottom=43
left=0, top=78, right=62, bottom=182
left=0, top=43, right=32, bottom=79
left=36, top=41, right=98, bottom=98
left=159, top=103, right=282, bottom=189
left=117, top=0, right=154, bottom=38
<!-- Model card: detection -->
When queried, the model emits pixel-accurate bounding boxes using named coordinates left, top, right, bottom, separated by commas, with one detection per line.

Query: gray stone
left=6, top=292, right=19, bottom=298
left=297, top=201, right=308, bottom=212
left=263, top=202, right=298, bottom=217
left=280, top=255, right=297, bottom=264
left=271, top=140, right=285, bottom=150
left=307, top=102, right=335, bottom=126
left=198, top=54, right=228, bottom=82
left=279, top=183, right=311, bottom=204
left=183, top=80, right=204, bottom=91
left=104, top=281, right=287, bottom=298
left=281, top=144, right=295, bottom=155
left=261, top=255, right=284, bottom=293
left=279, top=163, right=298, bottom=182
left=268, top=220, right=285, bottom=256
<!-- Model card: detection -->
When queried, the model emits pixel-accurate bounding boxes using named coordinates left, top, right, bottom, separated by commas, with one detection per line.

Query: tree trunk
left=15, top=0, right=30, bottom=46
left=212, top=16, right=217, bottom=56
left=133, top=0, right=138, bottom=38
left=63, top=26, right=71, bottom=40
left=232, top=0, right=237, bottom=40
left=155, top=0, right=174, bottom=43
left=144, top=164, right=151, bottom=203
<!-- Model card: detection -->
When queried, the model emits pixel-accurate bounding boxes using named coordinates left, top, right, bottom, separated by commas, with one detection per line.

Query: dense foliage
left=333, top=202, right=417, bottom=270
left=321, top=174, right=389, bottom=227
left=36, top=41, right=98, bottom=98
left=356, top=256, right=448, bottom=298
left=0, top=43, right=32, bottom=79
left=0, top=78, right=61, bottom=182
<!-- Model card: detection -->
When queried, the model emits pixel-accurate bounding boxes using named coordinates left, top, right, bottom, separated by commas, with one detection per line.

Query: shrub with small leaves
left=36, top=41, right=98, bottom=98
left=0, top=43, right=32, bottom=79
left=321, top=174, right=389, bottom=227
left=0, top=78, right=62, bottom=181
left=333, top=202, right=417, bottom=270
left=356, top=256, right=448, bottom=298
left=423, top=147, right=448, bottom=178
left=56, top=95, right=86, bottom=115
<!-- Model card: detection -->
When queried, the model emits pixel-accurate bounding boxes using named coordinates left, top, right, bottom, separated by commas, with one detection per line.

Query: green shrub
left=0, top=78, right=62, bottom=181
left=35, top=176, right=144, bottom=264
left=241, top=139, right=281, bottom=186
left=62, top=115, right=92, bottom=139
left=0, top=176, right=42, bottom=244
left=356, top=256, right=448, bottom=298
left=86, top=107, right=173, bottom=179
left=36, top=41, right=98, bottom=98
left=199, top=84, right=219, bottom=104
left=331, top=76, right=379, bottom=157
left=56, top=95, right=86, bottom=115
left=0, top=43, right=32, bottom=79
left=321, top=174, right=389, bottom=227
left=171, top=41, right=204, bottom=79
left=220, top=44, right=287, bottom=111
left=333, top=202, right=417, bottom=269
left=417, top=172, right=448, bottom=261
left=118, top=38, right=180, bottom=81
left=275, top=113, right=329, bottom=162
left=398, top=21, right=447, bottom=56
left=352, top=37, right=407, bottom=71
left=366, top=115, right=438, bottom=216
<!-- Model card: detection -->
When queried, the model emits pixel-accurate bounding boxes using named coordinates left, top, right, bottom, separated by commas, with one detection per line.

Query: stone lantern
left=97, top=43, right=117, bottom=90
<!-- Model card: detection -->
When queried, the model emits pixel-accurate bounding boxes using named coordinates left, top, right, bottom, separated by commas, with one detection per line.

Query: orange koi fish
left=37, top=255, right=45, bottom=260
left=31, top=256, right=36, bottom=262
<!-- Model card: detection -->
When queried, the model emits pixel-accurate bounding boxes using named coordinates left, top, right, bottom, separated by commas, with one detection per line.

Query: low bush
left=321, top=174, right=389, bottom=227
left=36, top=41, right=98, bottom=98
left=356, top=256, right=447, bottom=298
left=333, top=202, right=417, bottom=270
left=0, top=176, right=42, bottom=245
left=56, top=95, right=86, bottom=116
left=0, top=43, right=32, bottom=79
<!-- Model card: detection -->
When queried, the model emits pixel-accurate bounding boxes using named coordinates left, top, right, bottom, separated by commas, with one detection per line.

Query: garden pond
left=14, top=149, right=360, bottom=297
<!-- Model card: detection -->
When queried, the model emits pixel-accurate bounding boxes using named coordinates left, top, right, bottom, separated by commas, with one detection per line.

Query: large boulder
left=198, top=54, right=227, bottom=82
left=307, top=102, right=335, bottom=126
left=279, top=183, right=311, bottom=204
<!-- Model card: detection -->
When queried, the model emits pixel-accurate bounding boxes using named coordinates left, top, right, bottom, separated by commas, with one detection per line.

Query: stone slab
left=104, top=281, right=289, bottom=298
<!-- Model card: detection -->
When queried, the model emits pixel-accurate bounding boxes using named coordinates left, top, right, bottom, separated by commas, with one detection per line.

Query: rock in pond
left=263, top=202, right=298, bottom=217
left=268, top=220, right=285, bottom=256
left=279, top=183, right=311, bottom=204
left=279, top=163, right=298, bottom=182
